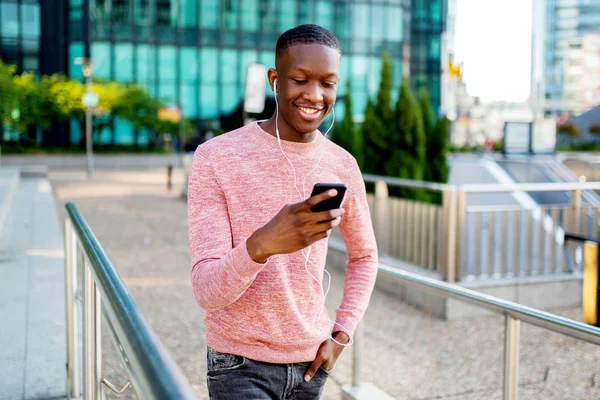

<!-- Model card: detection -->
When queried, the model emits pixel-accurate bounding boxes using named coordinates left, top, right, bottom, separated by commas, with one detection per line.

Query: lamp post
left=75, top=58, right=97, bottom=178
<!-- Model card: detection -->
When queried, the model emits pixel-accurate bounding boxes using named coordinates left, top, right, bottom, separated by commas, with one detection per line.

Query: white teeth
left=298, top=107, right=319, bottom=115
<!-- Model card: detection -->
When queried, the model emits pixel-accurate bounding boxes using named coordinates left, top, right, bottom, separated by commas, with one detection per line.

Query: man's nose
left=303, top=82, right=324, bottom=104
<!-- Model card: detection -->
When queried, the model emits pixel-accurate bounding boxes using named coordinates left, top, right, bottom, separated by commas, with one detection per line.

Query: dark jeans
left=206, top=347, right=330, bottom=400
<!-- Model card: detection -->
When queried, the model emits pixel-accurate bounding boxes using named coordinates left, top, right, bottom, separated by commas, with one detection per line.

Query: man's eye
left=292, top=79, right=307, bottom=84
left=323, top=82, right=337, bottom=88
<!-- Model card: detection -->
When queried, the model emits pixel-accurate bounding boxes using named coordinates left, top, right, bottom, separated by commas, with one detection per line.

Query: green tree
left=388, top=78, right=426, bottom=199
left=8, top=73, right=55, bottom=142
left=331, top=80, right=364, bottom=168
left=363, top=52, right=394, bottom=175
left=419, top=88, right=436, bottom=181
left=0, top=61, right=17, bottom=126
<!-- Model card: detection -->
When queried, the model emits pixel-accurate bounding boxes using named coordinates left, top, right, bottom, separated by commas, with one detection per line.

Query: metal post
left=352, top=322, right=364, bottom=388
left=503, top=315, right=520, bottom=400
left=83, top=63, right=94, bottom=178
left=572, top=189, right=582, bottom=234
left=64, top=220, right=80, bottom=399
left=83, top=257, right=102, bottom=400
left=441, top=188, right=458, bottom=282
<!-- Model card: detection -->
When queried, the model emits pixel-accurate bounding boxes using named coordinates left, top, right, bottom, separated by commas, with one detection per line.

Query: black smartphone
left=309, top=183, right=347, bottom=212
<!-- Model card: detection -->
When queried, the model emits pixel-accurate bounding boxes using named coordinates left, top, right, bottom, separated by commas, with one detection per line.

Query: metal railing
left=64, top=203, right=196, bottom=400
left=349, top=262, right=600, bottom=400
left=363, top=173, right=600, bottom=283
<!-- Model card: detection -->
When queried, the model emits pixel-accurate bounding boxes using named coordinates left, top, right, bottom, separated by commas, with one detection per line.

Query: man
left=188, top=24, right=378, bottom=399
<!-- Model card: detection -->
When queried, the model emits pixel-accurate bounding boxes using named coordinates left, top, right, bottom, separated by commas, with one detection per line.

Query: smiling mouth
left=297, top=106, right=321, bottom=115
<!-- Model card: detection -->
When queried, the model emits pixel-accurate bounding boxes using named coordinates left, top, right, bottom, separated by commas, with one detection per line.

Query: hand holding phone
left=309, top=183, right=347, bottom=212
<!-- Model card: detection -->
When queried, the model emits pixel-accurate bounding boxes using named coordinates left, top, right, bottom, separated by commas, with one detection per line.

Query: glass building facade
left=1, top=0, right=446, bottom=146
left=544, top=0, right=600, bottom=103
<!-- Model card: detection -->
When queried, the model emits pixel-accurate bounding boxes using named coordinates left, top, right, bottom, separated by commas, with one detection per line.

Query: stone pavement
left=42, top=169, right=600, bottom=399
left=0, top=173, right=67, bottom=400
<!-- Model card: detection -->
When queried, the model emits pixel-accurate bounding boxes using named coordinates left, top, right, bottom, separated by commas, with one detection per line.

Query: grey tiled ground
left=0, top=177, right=67, bottom=400
left=49, top=169, right=600, bottom=400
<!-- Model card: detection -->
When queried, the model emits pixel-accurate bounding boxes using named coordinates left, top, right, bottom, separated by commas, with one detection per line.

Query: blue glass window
left=115, top=118, right=134, bottom=145
left=136, top=45, right=156, bottom=84
left=180, top=47, right=199, bottom=83
left=179, top=0, right=197, bottom=27
left=386, top=5, right=403, bottom=42
left=316, top=1, right=334, bottom=32
left=259, top=51, right=274, bottom=70
left=91, top=42, right=112, bottom=79
left=200, top=48, right=218, bottom=84
left=69, top=42, right=84, bottom=79
left=20, top=4, right=40, bottom=39
left=221, top=50, right=238, bottom=84
left=241, top=0, right=258, bottom=31
left=200, top=0, right=219, bottom=28
left=221, top=86, right=240, bottom=114
left=159, top=46, right=177, bottom=81
left=181, top=84, right=198, bottom=118
left=115, top=43, right=134, bottom=82
left=351, top=56, right=369, bottom=92
left=240, top=50, right=258, bottom=88
left=159, top=83, right=176, bottom=104
left=371, top=5, right=384, bottom=41
left=1, top=3, right=18, bottom=37
left=280, top=0, right=297, bottom=31
left=200, top=85, right=219, bottom=118
left=352, top=4, right=369, bottom=40
left=222, top=0, right=239, bottom=30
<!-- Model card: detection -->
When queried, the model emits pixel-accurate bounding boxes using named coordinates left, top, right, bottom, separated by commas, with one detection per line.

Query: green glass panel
left=371, top=5, right=384, bottom=41
left=279, top=0, right=296, bottom=32
left=158, top=45, right=176, bottom=81
left=136, top=44, right=156, bottom=84
left=221, top=50, right=238, bottom=84
left=351, top=4, right=369, bottom=40
left=91, top=42, right=112, bottom=79
left=115, top=43, right=134, bottom=82
left=241, top=0, right=258, bottom=31
left=316, top=1, right=334, bottom=32
left=115, top=117, right=134, bottom=145
left=180, top=0, right=197, bottom=27
left=159, top=83, right=176, bottom=104
left=181, top=84, right=198, bottom=118
left=180, top=47, right=199, bottom=83
left=1, top=3, right=18, bottom=37
left=386, top=5, right=403, bottom=42
left=200, top=85, right=219, bottom=118
left=69, top=42, right=84, bottom=79
left=240, top=50, right=258, bottom=88
left=200, top=48, right=218, bottom=83
left=222, top=0, right=239, bottom=30
left=221, top=86, right=240, bottom=114
left=200, top=0, right=218, bottom=28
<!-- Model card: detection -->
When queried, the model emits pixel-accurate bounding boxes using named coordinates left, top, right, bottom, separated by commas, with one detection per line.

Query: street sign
left=244, top=63, right=267, bottom=114
left=82, top=92, right=99, bottom=108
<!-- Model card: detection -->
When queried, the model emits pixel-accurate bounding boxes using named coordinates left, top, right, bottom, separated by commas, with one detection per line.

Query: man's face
left=273, top=43, right=341, bottom=135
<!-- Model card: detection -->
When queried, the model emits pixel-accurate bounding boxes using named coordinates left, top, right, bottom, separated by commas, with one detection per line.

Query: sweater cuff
left=333, top=313, right=359, bottom=338
left=229, top=238, right=268, bottom=281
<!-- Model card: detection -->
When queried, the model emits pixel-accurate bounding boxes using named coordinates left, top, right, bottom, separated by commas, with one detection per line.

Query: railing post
left=64, top=219, right=80, bottom=399
left=83, top=256, right=102, bottom=400
left=572, top=189, right=582, bottom=234
left=352, top=322, right=364, bottom=388
left=441, top=187, right=458, bottom=282
left=374, top=180, right=389, bottom=255
left=453, top=190, right=466, bottom=282
left=503, top=315, right=520, bottom=400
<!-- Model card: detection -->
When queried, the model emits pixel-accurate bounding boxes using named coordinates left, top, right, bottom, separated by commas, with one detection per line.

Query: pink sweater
left=188, top=121, right=378, bottom=364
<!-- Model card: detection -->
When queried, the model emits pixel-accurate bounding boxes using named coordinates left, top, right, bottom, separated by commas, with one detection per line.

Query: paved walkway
left=2, top=168, right=599, bottom=399
left=0, top=173, right=66, bottom=400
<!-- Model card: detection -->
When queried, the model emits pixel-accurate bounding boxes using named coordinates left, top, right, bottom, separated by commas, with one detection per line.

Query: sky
left=453, top=0, right=533, bottom=103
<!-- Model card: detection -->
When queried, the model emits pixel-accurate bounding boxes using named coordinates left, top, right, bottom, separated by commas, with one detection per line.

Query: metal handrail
left=349, top=262, right=600, bottom=400
left=362, top=173, right=450, bottom=192
left=377, top=263, right=600, bottom=345
left=64, top=203, right=196, bottom=400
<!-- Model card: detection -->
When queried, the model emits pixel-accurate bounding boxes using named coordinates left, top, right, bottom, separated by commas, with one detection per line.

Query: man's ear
left=267, top=68, right=278, bottom=93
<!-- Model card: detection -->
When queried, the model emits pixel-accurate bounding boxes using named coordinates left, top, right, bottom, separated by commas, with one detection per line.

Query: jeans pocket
left=206, top=347, right=246, bottom=376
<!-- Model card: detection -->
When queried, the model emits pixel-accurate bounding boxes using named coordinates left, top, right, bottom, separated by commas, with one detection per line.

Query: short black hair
left=276, top=24, right=341, bottom=59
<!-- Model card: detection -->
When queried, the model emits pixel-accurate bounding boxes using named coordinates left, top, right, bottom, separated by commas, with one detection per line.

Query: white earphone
left=272, top=77, right=352, bottom=347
